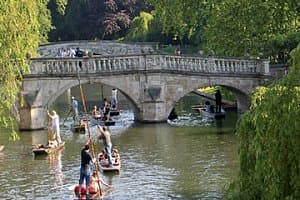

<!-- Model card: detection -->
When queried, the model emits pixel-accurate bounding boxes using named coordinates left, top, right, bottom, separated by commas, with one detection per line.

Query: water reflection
left=48, top=150, right=64, bottom=186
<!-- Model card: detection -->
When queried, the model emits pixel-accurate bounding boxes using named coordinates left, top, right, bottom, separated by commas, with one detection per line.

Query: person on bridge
left=71, top=96, right=79, bottom=123
left=47, top=110, right=63, bottom=144
left=97, top=125, right=113, bottom=167
left=215, top=89, right=222, bottom=113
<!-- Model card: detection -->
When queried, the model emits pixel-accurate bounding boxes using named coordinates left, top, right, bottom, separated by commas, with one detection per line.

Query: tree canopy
left=227, top=44, right=300, bottom=199
left=0, top=1, right=60, bottom=138
left=204, top=0, right=300, bottom=57
left=48, top=0, right=150, bottom=41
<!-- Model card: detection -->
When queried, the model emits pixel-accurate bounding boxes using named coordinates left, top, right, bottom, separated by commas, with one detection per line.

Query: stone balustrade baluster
left=107, top=59, right=112, bottom=71
left=131, top=58, right=136, bottom=70
left=224, top=60, right=228, bottom=72
left=231, top=61, right=235, bottom=72
left=165, top=57, right=170, bottom=69
left=122, top=58, right=126, bottom=70
left=171, top=57, right=175, bottom=70
left=95, top=59, right=100, bottom=72
left=102, top=59, right=107, bottom=71
left=198, top=59, right=203, bottom=72
left=172, top=57, right=176, bottom=70
left=215, top=60, right=220, bottom=72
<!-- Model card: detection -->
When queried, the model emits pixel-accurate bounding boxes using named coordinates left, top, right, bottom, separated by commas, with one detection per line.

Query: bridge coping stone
left=38, top=41, right=155, bottom=57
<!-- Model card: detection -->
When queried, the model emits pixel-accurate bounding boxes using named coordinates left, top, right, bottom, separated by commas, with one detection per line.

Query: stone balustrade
left=28, top=54, right=269, bottom=76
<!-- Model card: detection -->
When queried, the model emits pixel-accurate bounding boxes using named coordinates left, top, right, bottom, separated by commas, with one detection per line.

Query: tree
left=203, top=0, right=300, bottom=57
left=48, top=0, right=150, bottom=41
left=0, top=1, right=56, bottom=139
left=124, top=12, right=154, bottom=41
left=147, top=0, right=212, bottom=45
left=227, top=43, right=300, bottom=199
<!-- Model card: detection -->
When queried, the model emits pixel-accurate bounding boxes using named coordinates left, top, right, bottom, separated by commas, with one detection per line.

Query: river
left=0, top=89, right=239, bottom=200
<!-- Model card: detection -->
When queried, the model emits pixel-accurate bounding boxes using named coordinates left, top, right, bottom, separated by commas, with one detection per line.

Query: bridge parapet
left=28, top=54, right=269, bottom=76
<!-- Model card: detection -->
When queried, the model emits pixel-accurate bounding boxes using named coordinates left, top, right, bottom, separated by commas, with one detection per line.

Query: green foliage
left=226, top=43, right=300, bottom=199
left=37, top=0, right=54, bottom=43
left=0, top=1, right=53, bottom=138
left=203, top=0, right=300, bottom=57
left=125, top=12, right=154, bottom=41
left=48, top=0, right=149, bottom=41
left=54, top=0, right=68, bottom=15
left=267, top=31, right=300, bottom=63
left=147, top=0, right=210, bottom=44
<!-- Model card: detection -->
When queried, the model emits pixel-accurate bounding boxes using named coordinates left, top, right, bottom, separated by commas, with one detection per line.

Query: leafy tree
left=124, top=11, right=154, bottom=41
left=0, top=1, right=57, bottom=139
left=147, top=0, right=213, bottom=45
left=48, top=0, right=150, bottom=41
left=204, top=0, right=300, bottom=57
left=267, top=31, right=300, bottom=64
left=226, top=43, right=300, bottom=199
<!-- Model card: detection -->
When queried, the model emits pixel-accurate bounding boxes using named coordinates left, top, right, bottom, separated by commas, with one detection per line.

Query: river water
left=0, top=89, right=239, bottom=200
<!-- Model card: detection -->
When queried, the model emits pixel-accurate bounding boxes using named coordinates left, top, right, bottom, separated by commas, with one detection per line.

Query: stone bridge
left=20, top=53, right=270, bottom=130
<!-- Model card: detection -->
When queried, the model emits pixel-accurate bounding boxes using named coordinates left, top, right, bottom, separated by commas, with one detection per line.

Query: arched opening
left=46, top=82, right=141, bottom=133
left=167, top=84, right=248, bottom=130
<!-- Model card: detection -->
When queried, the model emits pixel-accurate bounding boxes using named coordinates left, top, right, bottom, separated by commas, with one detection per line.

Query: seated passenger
left=205, top=101, right=211, bottom=112
left=89, top=170, right=112, bottom=193
left=92, top=106, right=101, bottom=118
left=48, top=139, right=58, bottom=148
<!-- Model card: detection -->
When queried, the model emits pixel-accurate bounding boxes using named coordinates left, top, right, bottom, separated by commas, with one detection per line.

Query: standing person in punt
left=111, top=88, right=118, bottom=110
left=102, top=98, right=111, bottom=121
left=103, top=98, right=110, bottom=115
left=215, top=89, right=222, bottom=113
left=47, top=110, right=62, bottom=145
left=71, top=96, right=79, bottom=124
left=78, top=139, right=96, bottom=197
left=97, top=125, right=113, bottom=167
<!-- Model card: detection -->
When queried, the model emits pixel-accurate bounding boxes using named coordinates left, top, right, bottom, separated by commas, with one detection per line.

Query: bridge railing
left=28, top=54, right=269, bottom=76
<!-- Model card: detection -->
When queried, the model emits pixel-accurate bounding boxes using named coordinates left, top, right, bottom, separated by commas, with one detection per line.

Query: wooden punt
left=90, top=117, right=116, bottom=126
left=32, top=142, right=65, bottom=156
left=109, top=109, right=120, bottom=116
left=98, top=149, right=120, bottom=172
left=71, top=123, right=86, bottom=133
left=192, top=105, right=225, bottom=119
left=72, top=186, right=112, bottom=200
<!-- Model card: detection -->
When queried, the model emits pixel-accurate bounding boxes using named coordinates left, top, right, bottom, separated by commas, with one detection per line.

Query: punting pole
left=76, top=63, right=103, bottom=196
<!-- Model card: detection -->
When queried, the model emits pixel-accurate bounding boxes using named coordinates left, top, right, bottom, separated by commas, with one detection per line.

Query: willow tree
left=204, top=0, right=300, bottom=57
left=0, top=1, right=56, bottom=139
left=147, top=0, right=214, bottom=45
left=227, top=44, right=300, bottom=199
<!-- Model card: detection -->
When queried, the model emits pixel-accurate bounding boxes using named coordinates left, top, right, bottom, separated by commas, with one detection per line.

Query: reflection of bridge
left=20, top=53, right=270, bottom=130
